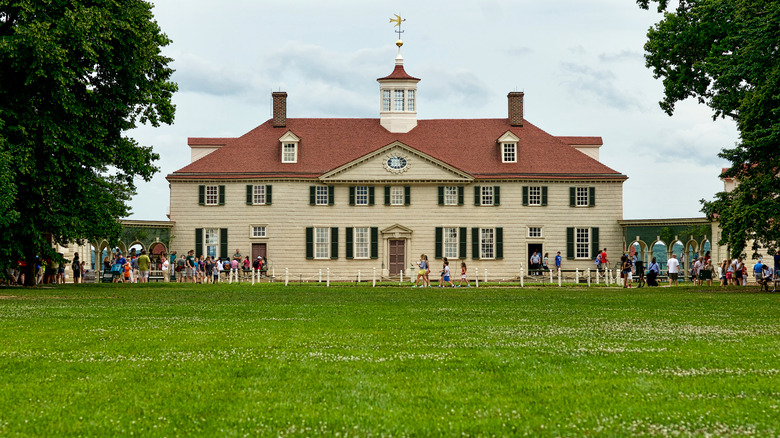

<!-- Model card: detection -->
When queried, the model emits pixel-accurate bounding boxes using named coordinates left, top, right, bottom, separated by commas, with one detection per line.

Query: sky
left=127, top=0, right=739, bottom=221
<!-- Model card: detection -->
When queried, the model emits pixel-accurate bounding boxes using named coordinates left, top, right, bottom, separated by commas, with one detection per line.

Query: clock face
left=387, top=156, right=408, bottom=170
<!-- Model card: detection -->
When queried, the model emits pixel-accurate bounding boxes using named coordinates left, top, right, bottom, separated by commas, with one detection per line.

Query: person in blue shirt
left=555, top=251, right=562, bottom=273
left=753, top=259, right=764, bottom=284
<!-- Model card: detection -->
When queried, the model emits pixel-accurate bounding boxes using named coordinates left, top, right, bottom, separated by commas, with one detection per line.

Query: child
left=413, top=254, right=427, bottom=287
left=123, top=259, right=132, bottom=283
left=212, top=260, right=220, bottom=284
left=439, top=260, right=454, bottom=287
left=438, top=257, right=449, bottom=287
left=458, top=262, right=470, bottom=287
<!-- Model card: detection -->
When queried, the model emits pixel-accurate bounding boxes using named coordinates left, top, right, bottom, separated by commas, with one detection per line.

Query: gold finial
left=389, top=14, right=405, bottom=45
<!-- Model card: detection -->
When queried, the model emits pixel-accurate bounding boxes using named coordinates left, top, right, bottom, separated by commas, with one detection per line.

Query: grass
left=1, top=283, right=779, bottom=436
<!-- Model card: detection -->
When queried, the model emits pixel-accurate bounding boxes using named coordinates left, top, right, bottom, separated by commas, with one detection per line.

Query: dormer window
left=497, top=131, right=520, bottom=163
left=278, top=131, right=300, bottom=164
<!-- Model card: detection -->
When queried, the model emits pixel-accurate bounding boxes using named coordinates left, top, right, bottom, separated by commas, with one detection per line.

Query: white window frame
left=575, top=227, right=590, bottom=259
left=480, top=228, right=495, bottom=260
left=576, top=187, right=589, bottom=207
left=443, top=227, right=459, bottom=259
left=282, top=143, right=297, bottom=163
left=528, top=227, right=543, bottom=238
left=252, top=185, right=266, bottom=205
left=390, top=186, right=404, bottom=206
left=394, top=90, right=405, bottom=111
left=354, top=227, right=369, bottom=259
left=528, top=186, right=541, bottom=206
left=444, top=186, right=458, bottom=206
left=315, top=186, right=329, bottom=206
left=314, top=227, right=330, bottom=259
left=502, top=143, right=517, bottom=163
left=481, top=186, right=494, bottom=206
left=355, top=186, right=369, bottom=206
left=382, top=89, right=391, bottom=111
left=205, top=185, right=219, bottom=206
left=205, top=228, right=219, bottom=258
left=407, top=90, right=415, bottom=111
left=250, top=225, right=267, bottom=238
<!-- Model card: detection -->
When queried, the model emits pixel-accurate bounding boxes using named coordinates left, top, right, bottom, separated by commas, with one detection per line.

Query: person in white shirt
left=667, top=253, right=680, bottom=286
left=693, top=258, right=703, bottom=286
left=758, top=264, right=774, bottom=292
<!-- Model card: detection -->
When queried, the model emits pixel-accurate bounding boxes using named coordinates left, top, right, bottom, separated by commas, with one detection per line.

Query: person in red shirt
left=601, top=248, right=608, bottom=271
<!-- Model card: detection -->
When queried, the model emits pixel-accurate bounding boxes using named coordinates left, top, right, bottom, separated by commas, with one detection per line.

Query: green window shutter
left=458, top=186, right=464, bottom=205
left=542, top=186, right=548, bottom=206
left=494, top=186, right=500, bottom=206
left=265, top=185, right=272, bottom=205
left=438, top=186, right=444, bottom=205
left=566, top=227, right=574, bottom=260
left=310, top=186, right=316, bottom=205
left=330, top=227, right=339, bottom=259
left=435, top=227, right=443, bottom=260
left=246, top=185, right=253, bottom=205
left=459, top=227, right=467, bottom=259
left=384, top=186, right=391, bottom=206
left=474, top=186, right=481, bottom=206
left=195, top=228, right=203, bottom=258
left=589, top=187, right=595, bottom=207
left=345, top=227, right=354, bottom=259
left=305, top=227, right=314, bottom=259
left=496, top=227, right=503, bottom=259
left=404, top=186, right=411, bottom=205
left=472, top=228, right=480, bottom=260
left=198, top=185, right=205, bottom=205
left=591, top=227, right=600, bottom=260
left=349, top=186, right=355, bottom=205
left=218, top=185, right=225, bottom=205
left=220, top=228, right=228, bottom=259
left=370, top=227, right=378, bottom=259
left=328, top=186, right=334, bottom=205
left=368, top=187, right=375, bottom=206
left=569, top=187, right=576, bottom=207
left=522, top=186, right=528, bottom=206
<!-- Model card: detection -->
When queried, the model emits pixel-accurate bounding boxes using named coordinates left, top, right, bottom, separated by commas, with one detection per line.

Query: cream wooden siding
left=169, top=180, right=624, bottom=280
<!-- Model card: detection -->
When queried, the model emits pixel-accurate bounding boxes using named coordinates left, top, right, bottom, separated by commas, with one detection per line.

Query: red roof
left=169, top=118, right=626, bottom=180
left=188, top=137, right=235, bottom=146
left=556, top=136, right=603, bottom=146
left=377, top=64, right=420, bottom=81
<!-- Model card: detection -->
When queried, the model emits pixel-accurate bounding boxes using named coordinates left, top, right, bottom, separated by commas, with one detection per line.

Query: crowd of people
left=412, top=255, right=470, bottom=288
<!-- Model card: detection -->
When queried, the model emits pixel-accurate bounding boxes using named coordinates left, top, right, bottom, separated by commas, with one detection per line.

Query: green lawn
left=1, top=283, right=779, bottom=436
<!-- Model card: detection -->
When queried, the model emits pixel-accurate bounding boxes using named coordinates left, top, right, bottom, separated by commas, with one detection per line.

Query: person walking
left=555, top=251, right=562, bottom=273
left=621, top=255, right=632, bottom=288
left=71, top=253, right=81, bottom=284
left=635, top=255, right=645, bottom=288
left=667, top=253, right=680, bottom=286
left=137, top=249, right=151, bottom=283
left=458, top=261, right=470, bottom=287
left=413, top=254, right=427, bottom=288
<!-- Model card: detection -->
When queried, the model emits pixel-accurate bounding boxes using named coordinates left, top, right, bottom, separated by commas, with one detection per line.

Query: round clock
left=387, top=156, right=408, bottom=170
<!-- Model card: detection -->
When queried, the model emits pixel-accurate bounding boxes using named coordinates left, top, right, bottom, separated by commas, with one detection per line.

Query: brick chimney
left=508, top=91, right=524, bottom=127
left=272, top=91, right=287, bottom=128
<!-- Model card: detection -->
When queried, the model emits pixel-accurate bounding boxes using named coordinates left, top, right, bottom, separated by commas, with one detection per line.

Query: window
left=444, top=187, right=458, bottom=205
left=390, top=186, right=404, bottom=206
left=252, top=185, right=266, bottom=205
left=355, top=186, right=369, bottom=205
left=282, top=143, right=297, bottom=163
left=502, top=143, right=517, bottom=163
left=480, top=228, right=495, bottom=259
left=316, top=186, right=329, bottom=205
left=394, top=90, right=405, bottom=111
left=354, top=227, right=369, bottom=259
left=383, top=89, right=391, bottom=111
left=528, top=227, right=542, bottom=238
left=205, top=228, right=219, bottom=258
left=205, top=185, right=218, bottom=205
left=407, top=90, right=415, bottom=111
left=315, top=228, right=330, bottom=259
left=481, top=186, right=494, bottom=206
left=528, top=186, right=541, bottom=206
left=443, top=227, right=459, bottom=259
left=251, top=226, right=266, bottom=238
left=576, top=187, right=589, bottom=206
left=576, top=228, right=590, bottom=259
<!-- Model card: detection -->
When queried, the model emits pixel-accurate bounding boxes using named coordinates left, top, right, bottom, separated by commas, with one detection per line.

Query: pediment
left=498, top=131, right=519, bottom=143
left=320, top=142, right=473, bottom=183
left=380, top=224, right=413, bottom=236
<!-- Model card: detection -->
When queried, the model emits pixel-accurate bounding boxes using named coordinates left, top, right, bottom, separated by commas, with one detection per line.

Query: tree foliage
left=0, top=1, right=176, bottom=284
left=638, top=0, right=780, bottom=257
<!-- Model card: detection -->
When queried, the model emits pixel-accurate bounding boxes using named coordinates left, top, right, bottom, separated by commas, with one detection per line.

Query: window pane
left=481, top=228, right=494, bottom=259
left=528, top=227, right=542, bottom=238
left=576, top=187, right=589, bottom=206
left=443, top=227, right=458, bottom=259
left=576, top=228, right=590, bottom=259
left=355, top=186, right=368, bottom=205
left=316, top=186, right=329, bottom=205
left=481, top=186, right=494, bottom=206
left=355, top=227, right=369, bottom=259
left=253, top=185, right=265, bottom=204
left=206, top=185, right=218, bottom=205
left=394, top=90, right=404, bottom=111
left=444, top=187, right=457, bottom=205
left=529, top=186, right=541, bottom=205
left=205, top=228, right=218, bottom=258
left=390, top=186, right=404, bottom=205
left=252, top=226, right=266, bottom=238
left=315, top=228, right=329, bottom=259
left=502, top=143, right=516, bottom=162
left=407, top=90, right=415, bottom=111
left=283, top=144, right=296, bottom=163
left=383, top=90, right=391, bottom=111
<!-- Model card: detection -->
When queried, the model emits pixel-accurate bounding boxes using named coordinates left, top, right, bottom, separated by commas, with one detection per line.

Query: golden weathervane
left=389, top=14, right=405, bottom=46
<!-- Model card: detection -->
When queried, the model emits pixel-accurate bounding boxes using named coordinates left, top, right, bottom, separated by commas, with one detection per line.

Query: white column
left=475, top=267, right=479, bottom=288
left=575, top=268, right=579, bottom=284
left=372, top=267, right=376, bottom=287
left=519, top=267, right=523, bottom=288
left=484, top=269, right=488, bottom=284
left=358, top=269, right=361, bottom=283
left=319, top=269, right=322, bottom=283
left=284, top=267, right=289, bottom=286
left=587, top=268, right=591, bottom=287
left=550, top=269, right=554, bottom=284
left=558, top=269, right=561, bottom=287
left=326, top=268, right=330, bottom=287
left=251, top=268, right=255, bottom=285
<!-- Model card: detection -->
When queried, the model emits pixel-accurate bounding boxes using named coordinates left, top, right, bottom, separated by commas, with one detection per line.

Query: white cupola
left=377, top=39, right=420, bottom=133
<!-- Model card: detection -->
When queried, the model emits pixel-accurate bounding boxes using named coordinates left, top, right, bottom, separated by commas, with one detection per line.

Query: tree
left=638, top=0, right=780, bottom=257
left=0, top=1, right=176, bottom=285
